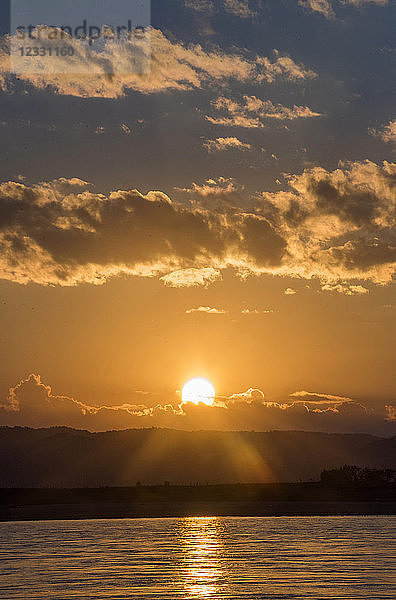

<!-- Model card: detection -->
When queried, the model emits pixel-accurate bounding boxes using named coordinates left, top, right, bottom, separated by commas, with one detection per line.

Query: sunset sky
left=0, top=0, right=395, bottom=435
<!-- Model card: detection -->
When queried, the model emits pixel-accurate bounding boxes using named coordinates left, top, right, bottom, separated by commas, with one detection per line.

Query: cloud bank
left=0, top=160, right=394, bottom=289
left=1, top=374, right=394, bottom=436
left=0, top=29, right=315, bottom=98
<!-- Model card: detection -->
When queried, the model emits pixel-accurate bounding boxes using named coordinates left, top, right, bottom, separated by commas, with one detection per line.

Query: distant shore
left=1, top=482, right=395, bottom=521
left=1, top=500, right=396, bottom=522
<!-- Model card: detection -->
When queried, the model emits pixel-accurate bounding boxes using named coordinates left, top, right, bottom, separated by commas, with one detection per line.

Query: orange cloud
left=206, top=95, right=321, bottom=128
left=2, top=375, right=395, bottom=436
left=203, top=137, right=252, bottom=152
left=0, top=29, right=316, bottom=98
left=371, top=120, right=396, bottom=146
left=161, top=268, right=222, bottom=288
left=0, top=160, right=394, bottom=288
left=185, top=306, right=227, bottom=314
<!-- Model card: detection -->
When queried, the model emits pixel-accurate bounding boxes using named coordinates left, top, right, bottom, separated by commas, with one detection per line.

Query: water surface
left=0, top=516, right=395, bottom=599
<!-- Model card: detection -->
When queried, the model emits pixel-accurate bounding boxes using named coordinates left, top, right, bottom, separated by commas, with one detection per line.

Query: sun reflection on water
left=178, top=517, right=226, bottom=598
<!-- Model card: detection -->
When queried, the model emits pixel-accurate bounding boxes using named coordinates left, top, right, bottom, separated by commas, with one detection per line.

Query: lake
left=0, top=516, right=395, bottom=599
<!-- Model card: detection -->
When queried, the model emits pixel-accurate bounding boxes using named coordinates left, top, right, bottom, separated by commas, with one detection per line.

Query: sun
left=182, top=378, right=216, bottom=406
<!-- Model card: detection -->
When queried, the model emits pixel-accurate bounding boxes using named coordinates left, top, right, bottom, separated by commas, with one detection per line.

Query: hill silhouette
left=1, top=427, right=395, bottom=487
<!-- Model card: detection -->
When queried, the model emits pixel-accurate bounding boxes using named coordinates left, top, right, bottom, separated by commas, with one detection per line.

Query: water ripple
left=0, top=516, right=395, bottom=599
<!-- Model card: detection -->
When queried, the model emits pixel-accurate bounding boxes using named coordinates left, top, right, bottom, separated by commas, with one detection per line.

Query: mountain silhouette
left=1, top=427, right=395, bottom=487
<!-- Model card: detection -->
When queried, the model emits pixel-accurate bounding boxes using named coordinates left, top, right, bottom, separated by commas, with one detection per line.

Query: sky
left=0, top=0, right=395, bottom=435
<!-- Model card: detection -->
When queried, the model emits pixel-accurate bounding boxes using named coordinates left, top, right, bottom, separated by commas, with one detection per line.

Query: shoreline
left=1, top=501, right=396, bottom=522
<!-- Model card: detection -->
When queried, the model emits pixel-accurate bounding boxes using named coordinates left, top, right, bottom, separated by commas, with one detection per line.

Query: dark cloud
left=328, top=236, right=396, bottom=271
left=0, top=178, right=286, bottom=286
left=0, top=160, right=394, bottom=288
left=236, top=214, right=287, bottom=267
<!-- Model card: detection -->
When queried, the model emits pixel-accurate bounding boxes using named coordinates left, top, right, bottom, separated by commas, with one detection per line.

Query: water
left=0, top=516, right=395, bottom=599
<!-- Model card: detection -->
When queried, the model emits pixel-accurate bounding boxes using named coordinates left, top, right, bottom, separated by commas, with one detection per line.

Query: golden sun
left=182, top=378, right=215, bottom=406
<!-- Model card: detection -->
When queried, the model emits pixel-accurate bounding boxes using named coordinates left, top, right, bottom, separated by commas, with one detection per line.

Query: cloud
left=0, top=160, right=394, bottom=289
left=185, top=0, right=214, bottom=12
left=0, top=373, right=181, bottom=430
left=0, top=178, right=285, bottom=286
left=3, top=374, right=99, bottom=428
left=299, top=0, right=335, bottom=17
left=185, top=306, right=272, bottom=315
left=241, top=308, right=273, bottom=314
left=206, top=95, right=321, bottom=128
left=260, top=160, right=396, bottom=285
left=284, top=288, right=297, bottom=295
left=321, top=283, right=369, bottom=295
left=227, top=389, right=360, bottom=413
left=161, top=268, right=222, bottom=288
left=2, top=375, right=394, bottom=436
left=371, top=120, right=396, bottom=145
left=222, top=0, right=255, bottom=18
left=299, top=0, right=388, bottom=18
left=290, top=390, right=355, bottom=403
left=185, top=0, right=255, bottom=18
left=0, top=28, right=315, bottom=98
left=255, top=52, right=318, bottom=83
left=185, top=306, right=227, bottom=314
left=228, top=388, right=266, bottom=404
left=176, top=177, right=243, bottom=206
left=203, top=137, right=252, bottom=152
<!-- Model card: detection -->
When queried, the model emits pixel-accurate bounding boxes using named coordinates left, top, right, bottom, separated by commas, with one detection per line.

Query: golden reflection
left=178, top=516, right=226, bottom=598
